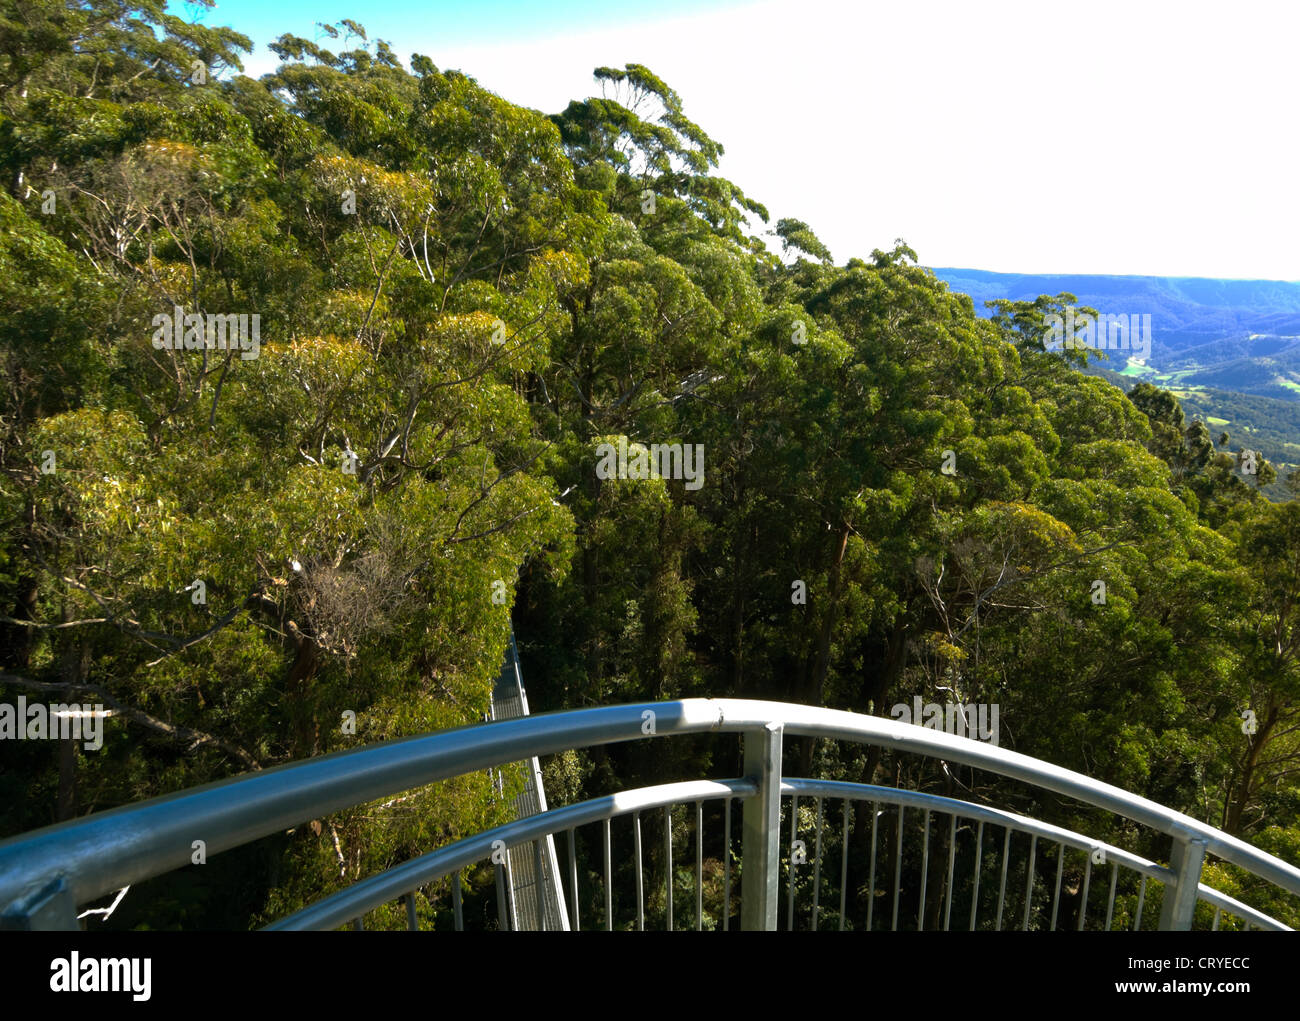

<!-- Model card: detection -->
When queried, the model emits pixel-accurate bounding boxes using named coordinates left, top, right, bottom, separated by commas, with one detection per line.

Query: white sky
left=243, top=0, right=1300, bottom=281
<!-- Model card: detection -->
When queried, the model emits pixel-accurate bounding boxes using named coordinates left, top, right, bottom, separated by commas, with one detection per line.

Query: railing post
left=741, top=722, right=783, bottom=931
left=1158, top=831, right=1208, bottom=930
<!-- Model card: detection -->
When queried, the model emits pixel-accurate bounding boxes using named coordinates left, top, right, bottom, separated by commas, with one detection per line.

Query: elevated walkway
left=1, top=698, right=1297, bottom=930
left=489, top=631, right=568, bottom=930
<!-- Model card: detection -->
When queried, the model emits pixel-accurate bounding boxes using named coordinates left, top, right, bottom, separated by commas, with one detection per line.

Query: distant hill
left=930, top=267, right=1300, bottom=403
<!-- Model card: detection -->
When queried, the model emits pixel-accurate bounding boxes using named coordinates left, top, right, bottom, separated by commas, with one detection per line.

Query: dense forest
left=1087, top=369, right=1300, bottom=503
left=1, top=3, right=1297, bottom=929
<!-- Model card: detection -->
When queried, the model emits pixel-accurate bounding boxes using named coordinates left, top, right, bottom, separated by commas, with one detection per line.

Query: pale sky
left=213, top=0, right=1300, bottom=281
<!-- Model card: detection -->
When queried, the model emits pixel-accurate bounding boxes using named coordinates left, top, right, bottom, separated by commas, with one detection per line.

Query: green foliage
left=1, top=3, right=1294, bottom=931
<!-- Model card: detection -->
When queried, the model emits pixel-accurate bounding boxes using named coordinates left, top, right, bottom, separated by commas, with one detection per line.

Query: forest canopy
left=0, top=4, right=1296, bottom=929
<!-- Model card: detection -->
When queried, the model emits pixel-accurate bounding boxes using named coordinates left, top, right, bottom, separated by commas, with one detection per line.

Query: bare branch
left=0, top=673, right=260, bottom=769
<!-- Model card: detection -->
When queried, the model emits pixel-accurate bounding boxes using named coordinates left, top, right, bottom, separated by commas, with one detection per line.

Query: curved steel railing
left=262, top=777, right=1290, bottom=931
left=266, top=778, right=756, bottom=931
left=1, top=699, right=1297, bottom=930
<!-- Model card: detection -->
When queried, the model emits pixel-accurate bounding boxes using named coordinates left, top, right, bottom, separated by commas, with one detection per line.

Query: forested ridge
left=1, top=4, right=1297, bottom=929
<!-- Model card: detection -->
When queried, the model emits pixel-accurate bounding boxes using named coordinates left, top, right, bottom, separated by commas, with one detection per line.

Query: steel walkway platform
left=489, top=631, right=569, bottom=930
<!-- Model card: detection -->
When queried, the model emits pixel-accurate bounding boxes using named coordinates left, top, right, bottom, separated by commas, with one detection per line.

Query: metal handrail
left=779, top=779, right=1290, bottom=931
left=784, top=778, right=1167, bottom=879
left=267, top=778, right=756, bottom=931
left=267, top=776, right=1289, bottom=931
left=1, top=698, right=1297, bottom=929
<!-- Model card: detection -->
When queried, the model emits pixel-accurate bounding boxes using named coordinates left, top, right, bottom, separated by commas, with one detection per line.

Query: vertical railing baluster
left=634, top=812, right=644, bottom=931
left=1212, top=908, right=1221, bottom=931
left=495, top=861, right=509, bottom=931
left=665, top=805, right=673, bottom=932
left=891, top=805, right=904, bottom=932
left=533, top=839, right=547, bottom=931
left=1077, top=851, right=1093, bottom=931
left=839, top=799, right=851, bottom=932
left=405, top=893, right=418, bottom=931
left=723, top=798, right=732, bottom=932
left=1134, top=875, right=1147, bottom=931
left=1022, top=834, right=1037, bottom=931
left=695, top=801, right=703, bottom=932
left=969, top=820, right=984, bottom=932
left=1049, top=843, right=1064, bottom=931
left=452, top=871, right=463, bottom=932
left=1103, top=862, right=1117, bottom=932
left=504, top=853, right=519, bottom=932
left=867, top=802, right=879, bottom=932
left=811, top=797, right=824, bottom=931
left=567, top=828, right=579, bottom=932
left=943, top=815, right=957, bottom=931
left=918, top=809, right=931, bottom=931
left=603, top=817, right=613, bottom=932
left=787, top=794, right=798, bottom=931
left=995, top=827, right=1010, bottom=931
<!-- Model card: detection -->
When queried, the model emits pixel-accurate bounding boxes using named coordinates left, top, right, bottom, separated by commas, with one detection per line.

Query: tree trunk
left=795, top=522, right=852, bottom=777
left=1226, top=698, right=1278, bottom=834
left=286, top=623, right=320, bottom=759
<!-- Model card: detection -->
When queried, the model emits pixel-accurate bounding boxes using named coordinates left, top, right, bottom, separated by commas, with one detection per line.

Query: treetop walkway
left=2, top=698, right=1297, bottom=931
